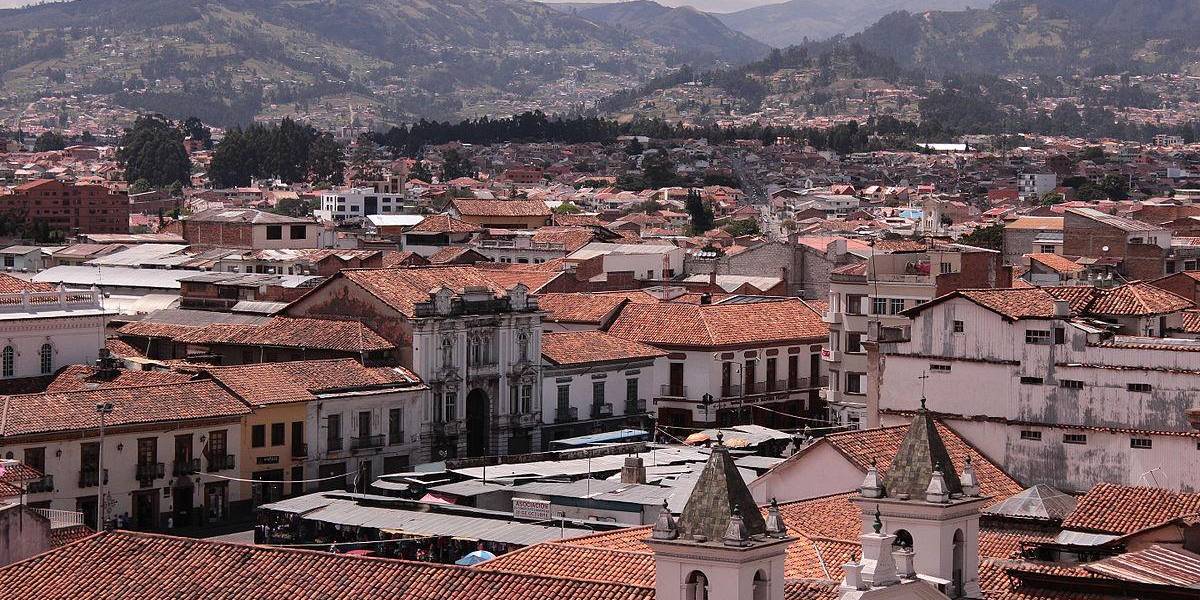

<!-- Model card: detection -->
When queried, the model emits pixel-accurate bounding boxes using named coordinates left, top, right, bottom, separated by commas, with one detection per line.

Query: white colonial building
left=0, top=279, right=112, bottom=380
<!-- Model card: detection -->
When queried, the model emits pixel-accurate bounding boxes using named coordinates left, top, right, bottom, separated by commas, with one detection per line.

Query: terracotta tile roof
left=174, top=317, right=395, bottom=352
left=451, top=199, right=551, bottom=218
left=542, top=331, right=666, bottom=366
left=783, top=580, right=839, bottom=600
left=1179, top=309, right=1200, bottom=333
left=606, top=298, right=827, bottom=349
left=1042, top=286, right=1100, bottom=314
left=979, top=523, right=1060, bottom=560
left=0, top=461, right=43, bottom=484
left=380, top=250, right=430, bottom=268
left=1027, top=253, right=1083, bottom=274
left=44, top=365, right=194, bottom=393
left=0, top=380, right=250, bottom=438
left=407, top=214, right=480, bottom=234
left=0, top=273, right=52, bottom=294
left=775, top=420, right=1024, bottom=504
left=336, top=266, right=541, bottom=317
left=530, top=226, right=600, bottom=253
left=552, top=214, right=603, bottom=227
left=476, top=543, right=656, bottom=587
left=48, top=525, right=94, bottom=547
left=538, top=293, right=629, bottom=325
left=1004, top=216, right=1064, bottom=231
left=786, top=535, right=859, bottom=579
left=912, top=287, right=1094, bottom=321
left=1060, top=483, right=1200, bottom=535
left=426, top=246, right=483, bottom=264
left=555, top=525, right=652, bottom=553
left=1085, top=281, right=1193, bottom=316
left=199, top=359, right=422, bottom=406
left=1066, top=208, right=1161, bottom=233
left=116, top=320, right=200, bottom=339
left=0, top=531, right=656, bottom=600
left=981, top=559, right=1112, bottom=600
left=831, top=261, right=867, bottom=276
left=105, top=337, right=146, bottom=359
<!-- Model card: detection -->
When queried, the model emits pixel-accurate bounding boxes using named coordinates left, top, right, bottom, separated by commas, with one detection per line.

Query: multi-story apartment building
left=1063, top=208, right=1169, bottom=281
left=539, top=330, right=665, bottom=449
left=320, top=176, right=413, bottom=221
left=179, top=208, right=321, bottom=250
left=0, top=380, right=249, bottom=530
left=284, top=266, right=544, bottom=461
left=1, top=179, right=128, bottom=235
left=873, top=284, right=1200, bottom=492
left=605, top=296, right=828, bottom=430
left=1018, top=172, right=1057, bottom=199
left=822, top=242, right=1010, bottom=428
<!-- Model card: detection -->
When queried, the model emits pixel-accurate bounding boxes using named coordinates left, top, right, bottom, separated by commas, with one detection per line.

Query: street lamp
left=95, top=401, right=113, bottom=530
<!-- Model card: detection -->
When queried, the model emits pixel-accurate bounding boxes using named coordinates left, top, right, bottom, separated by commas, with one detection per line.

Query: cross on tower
left=917, top=371, right=930, bottom=409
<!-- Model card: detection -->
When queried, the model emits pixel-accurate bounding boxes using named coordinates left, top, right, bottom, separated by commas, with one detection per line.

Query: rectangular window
left=444, top=392, right=457, bottom=422
left=327, top=414, right=342, bottom=451
left=847, top=333, right=863, bottom=353
left=266, top=225, right=282, bottom=240
left=270, top=423, right=285, bottom=446
left=592, top=381, right=605, bottom=406
left=1127, top=383, right=1152, bottom=393
left=872, top=297, right=888, bottom=315
left=289, top=225, right=307, bottom=240
left=953, top=320, right=964, bottom=333
left=846, top=295, right=865, bottom=315
left=521, top=384, right=533, bottom=414
left=389, top=408, right=403, bottom=445
left=890, top=298, right=904, bottom=314
left=940, top=262, right=952, bottom=274
left=557, top=385, right=570, bottom=410
left=1020, top=376, right=1044, bottom=385
left=251, top=424, right=266, bottom=448
left=1063, top=433, right=1087, bottom=445
left=1025, top=330, right=1052, bottom=345
left=1060, top=379, right=1084, bottom=389
left=626, top=378, right=638, bottom=406
left=1131, top=438, right=1153, bottom=449
left=1020, top=430, right=1042, bottom=441
left=23, top=447, right=45, bottom=473
left=929, top=364, right=951, bottom=373
left=1054, top=327, right=1066, bottom=345
left=358, top=411, right=371, bottom=438
left=209, top=430, right=227, bottom=461
left=846, top=373, right=863, bottom=394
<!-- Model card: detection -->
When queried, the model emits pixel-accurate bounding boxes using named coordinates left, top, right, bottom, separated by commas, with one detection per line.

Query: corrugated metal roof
left=1084, top=545, right=1200, bottom=587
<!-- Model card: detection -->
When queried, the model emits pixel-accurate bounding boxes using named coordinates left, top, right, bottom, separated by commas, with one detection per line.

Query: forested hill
left=843, top=0, right=1200, bottom=75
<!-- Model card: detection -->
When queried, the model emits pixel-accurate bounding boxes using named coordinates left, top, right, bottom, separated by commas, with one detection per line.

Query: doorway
left=466, top=388, right=490, bottom=457
left=132, top=490, right=159, bottom=530
left=173, top=482, right=194, bottom=528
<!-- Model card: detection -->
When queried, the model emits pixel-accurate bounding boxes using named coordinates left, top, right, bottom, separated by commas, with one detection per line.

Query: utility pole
left=95, top=401, right=113, bottom=530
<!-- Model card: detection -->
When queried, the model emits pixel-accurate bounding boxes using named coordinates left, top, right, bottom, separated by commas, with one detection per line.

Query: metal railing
left=591, top=403, right=613, bottom=419
left=659, top=384, right=687, bottom=398
left=27, top=475, right=53, bottom=494
left=172, top=459, right=201, bottom=477
left=136, top=462, right=165, bottom=482
left=31, top=507, right=85, bottom=528
left=207, top=454, right=235, bottom=472
left=625, top=399, right=647, bottom=414
left=351, top=434, right=385, bottom=450
left=328, top=437, right=344, bottom=452
left=389, top=431, right=405, bottom=445
left=555, top=406, right=578, bottom=423
left=291, top=443, right=308, bottom=458
left=78, top=468, right=108, bottom=488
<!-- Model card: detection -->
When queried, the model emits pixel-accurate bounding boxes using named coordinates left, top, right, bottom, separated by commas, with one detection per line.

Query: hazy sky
left=537, top=0, right=785, bottom=13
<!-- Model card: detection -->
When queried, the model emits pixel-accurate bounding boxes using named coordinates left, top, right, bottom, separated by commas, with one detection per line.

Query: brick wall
left=1148, top=273, right=1200, bottom=304
left=183, top=221, right=254, bottom=248
left=1063, top=212, right=1167, bottom=280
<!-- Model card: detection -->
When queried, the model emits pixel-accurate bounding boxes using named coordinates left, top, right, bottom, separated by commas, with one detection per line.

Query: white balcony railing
left=31, top=507, right=86, bottom=528
left=0, top=287, right=103, bottom=313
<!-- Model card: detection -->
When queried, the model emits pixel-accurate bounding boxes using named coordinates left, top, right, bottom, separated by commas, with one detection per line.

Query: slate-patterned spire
left=676, top=440, right=766, bottom=541
left=882, top=400, right=962, bottom=499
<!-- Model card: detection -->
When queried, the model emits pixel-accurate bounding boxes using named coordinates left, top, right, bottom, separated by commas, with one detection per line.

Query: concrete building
left=448, top=199, right=552, bottom=229
left=822, top=243, right=1010, bottom=428
left=0, top=276, right=112, bottom=381
left=874, top=285, right=1200, bottom=492
left=684, top=236, right=869, bottom=300
left=1018, top=173, right=1057, bottom=199
left=320, top=179, right=413, bottom=221
left=1063, top=208, right=1169, bottom=281
left=1001, top=216, right=1063, bottom=266
left=566, top=243, right=685, bottom=284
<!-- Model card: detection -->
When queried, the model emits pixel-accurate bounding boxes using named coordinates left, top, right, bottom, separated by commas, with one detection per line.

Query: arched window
left=516, top=330, right=529, bottom=362
left=39, top=343, right=53, bottom=375
left=684, top=570, right=709, bottom=600
left=892, top=529, right=914, bottom=550
left=2, top=345, right=13, bottom=378
left=752, top=569, right=769, bottom=600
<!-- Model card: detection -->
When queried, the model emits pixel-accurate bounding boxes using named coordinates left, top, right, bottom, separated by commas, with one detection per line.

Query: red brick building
left=2, top=179, right=128, bottom=234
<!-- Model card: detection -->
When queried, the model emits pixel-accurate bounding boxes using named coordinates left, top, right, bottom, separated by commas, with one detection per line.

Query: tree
left=80, top=130, right=95, bottom=144
left=1099, top=174, right=1129, bottom=200
left=129, top=179, right=152, bottom=195
left=117, top=114, right=191, bottom=188
left=958, top=223, right=1004, bottom=251
left=625, top=138, right=644, bottom=156
left=181, top=116, right=212, bottom=149
left=307, top=133, right=344, bottom=186
left=1040, top=192, right=1064, bottom=206
left=553, top=203, right=581, bottom=214
left=440, top=148, right=475, bottom=181
left=685, top=188, right=714, bottom=234
left=724, top=219, right=760, bottom=237
left=33, top=131, right=65, bottom=152
left=641, top=148, right=677, bottom=189
left=410, top=160, right=433, bottom=183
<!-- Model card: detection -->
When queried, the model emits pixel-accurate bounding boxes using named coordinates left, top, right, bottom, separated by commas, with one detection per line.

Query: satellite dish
left=1101, top=246, right=1110, bottom=252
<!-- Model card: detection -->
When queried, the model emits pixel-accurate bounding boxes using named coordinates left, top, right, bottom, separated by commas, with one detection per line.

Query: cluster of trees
left=371, top=112, right=621, bottom=156
left=208, top=118, right=344, bottom=188
left=117, top=115, right=192, bottom=188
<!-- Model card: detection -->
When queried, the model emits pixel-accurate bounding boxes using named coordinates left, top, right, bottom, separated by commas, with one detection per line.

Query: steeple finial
left=765, top=497, right=788, bottom=538
left=651, top=499, right=677, bottom=540
left=715, top=430, right=724, bottom=446
left=873, top=506, right=883, bottom=534
left=722, top=504, right=749, bottom=547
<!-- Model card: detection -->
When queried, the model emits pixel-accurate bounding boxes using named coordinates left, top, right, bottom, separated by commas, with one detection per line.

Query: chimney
left=1053, top=299, right=1070, bottom=317
left=621, top=455, right=647, bottom=484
